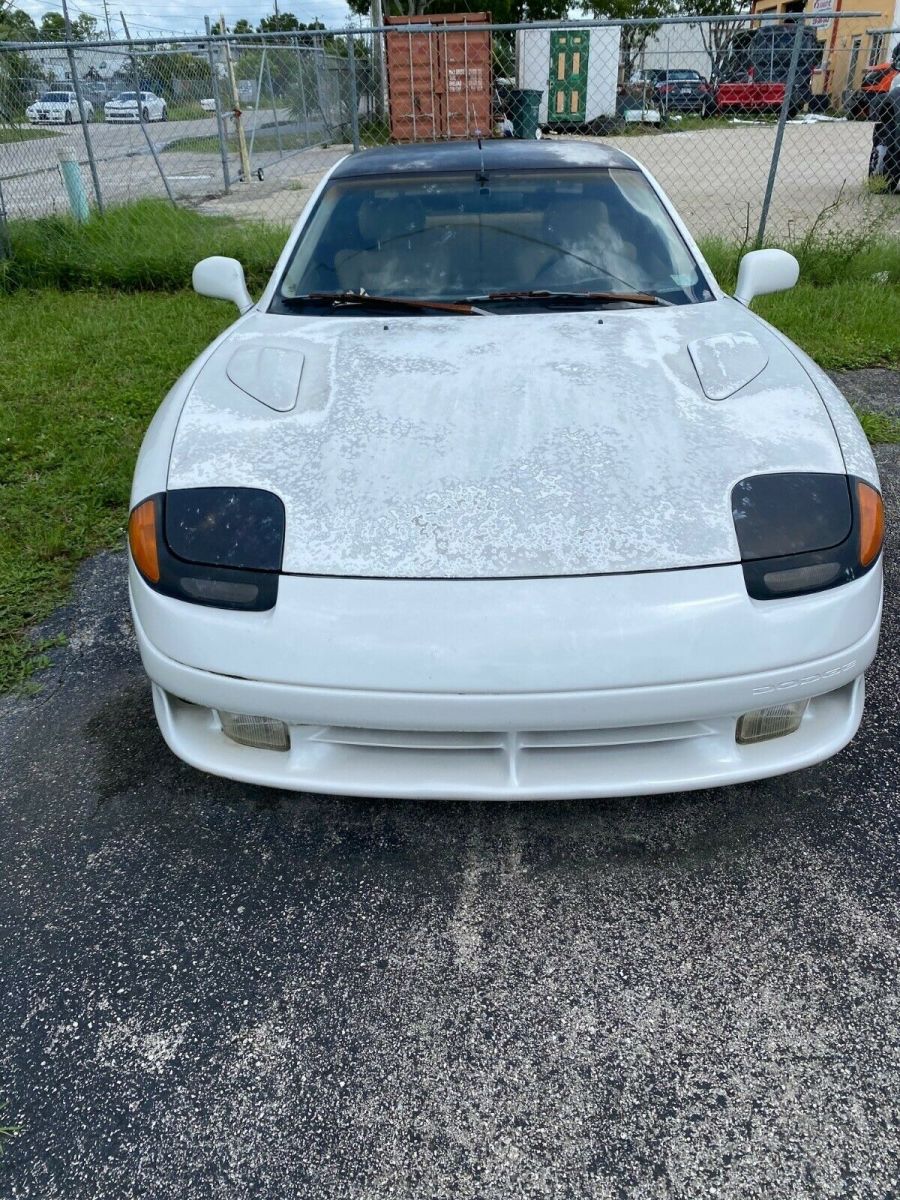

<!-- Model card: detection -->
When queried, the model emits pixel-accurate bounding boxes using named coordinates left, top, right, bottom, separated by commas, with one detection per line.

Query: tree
left=0, top=42, right=33, bottom=119
left=345, top=0, right=567, bottom=16
left=677, top=0, right=750, bottom=83
left=0, top=6, right=38, bottom=39
left=233, top=18, right=254, bottom=35
left=258, top=13, right=302, bottom=33
left=580, top=0, right=675, bottom=80
left=38, top=11, right=67, bottom=39
left=72, top=12, right=99, bottom=39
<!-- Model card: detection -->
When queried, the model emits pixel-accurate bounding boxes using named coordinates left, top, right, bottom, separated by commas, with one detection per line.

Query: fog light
left=218, top=711, right=290, bottom=751
left=736, top=700, right=808, bottom=745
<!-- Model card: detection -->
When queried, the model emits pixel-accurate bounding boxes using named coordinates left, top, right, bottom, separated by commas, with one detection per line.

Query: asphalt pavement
left=0, top=112, right=335, bottom=220
left=1, top=447, right=898, bottom=1199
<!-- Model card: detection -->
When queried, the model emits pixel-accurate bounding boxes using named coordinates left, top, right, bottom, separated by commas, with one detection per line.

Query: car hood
left=168, top=301, right=845, bottom=578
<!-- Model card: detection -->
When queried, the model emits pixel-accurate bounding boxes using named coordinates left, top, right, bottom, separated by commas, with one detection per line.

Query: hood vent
left=688, top=331, right=769, bottom=401
left=226, top=344, right=304, bottom=412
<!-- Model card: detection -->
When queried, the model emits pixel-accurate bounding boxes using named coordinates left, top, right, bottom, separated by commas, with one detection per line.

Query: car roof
left=330, top=139, right=638, bottom=179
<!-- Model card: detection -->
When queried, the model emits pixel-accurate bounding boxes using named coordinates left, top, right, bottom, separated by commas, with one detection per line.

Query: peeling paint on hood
left=168, top=301, right=845, bottom=578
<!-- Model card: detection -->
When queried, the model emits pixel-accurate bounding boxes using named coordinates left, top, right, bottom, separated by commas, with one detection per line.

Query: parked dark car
left=630, top=69, right=714, bottom=115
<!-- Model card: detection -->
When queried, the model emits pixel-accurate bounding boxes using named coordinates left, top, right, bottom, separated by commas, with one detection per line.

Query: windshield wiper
left=481, top=290, right=669, bottom=307
left=290, top=291, right=479, bottom=315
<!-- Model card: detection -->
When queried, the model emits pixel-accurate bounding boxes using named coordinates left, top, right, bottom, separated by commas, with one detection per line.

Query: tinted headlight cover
left=732, top=472, right=883, bottom=600
left=129, top=488, right=284, bottom=611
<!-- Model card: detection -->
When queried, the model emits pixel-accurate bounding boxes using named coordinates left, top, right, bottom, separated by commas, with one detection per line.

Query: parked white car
left=26, top=91, right=94, bottom=125
left=104, top=91, right=167, bottom=123
left=128, top=141, right=884, bottom=800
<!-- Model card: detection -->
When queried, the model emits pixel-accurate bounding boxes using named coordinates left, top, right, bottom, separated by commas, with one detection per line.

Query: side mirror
left=734, top=248, right=799, bottom=306
left=192, top=256, right=253, bottom=313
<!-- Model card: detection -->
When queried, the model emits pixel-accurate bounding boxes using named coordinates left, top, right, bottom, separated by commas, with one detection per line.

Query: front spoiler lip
left=148, top=677, right=867, bottom=801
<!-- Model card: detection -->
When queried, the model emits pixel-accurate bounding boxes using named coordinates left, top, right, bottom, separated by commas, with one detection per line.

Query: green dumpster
left=509, top=88, right=542, bottom=139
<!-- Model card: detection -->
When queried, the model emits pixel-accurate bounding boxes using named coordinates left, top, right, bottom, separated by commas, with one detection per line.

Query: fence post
left=346, top=32, right=361, bottom=151
left=61, top=1, right=104, bottom=214
left=246, top=45, right=269, bottom=171
left=0, top=179, right=10, bottom=260
left=370, top=0, right=386, bottom=118
left=756, top=17, right=806, bottom=247
left=120, top=15, right=177, bottom=207
left=57, top=145, right=90, bottom=221
left=264, top=54, right=284, bottom=160
left=222, top=18, right=252, bottom=182
left=205, top=15, right=231, bottom=194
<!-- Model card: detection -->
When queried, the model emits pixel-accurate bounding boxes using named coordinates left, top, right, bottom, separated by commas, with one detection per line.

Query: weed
left=0, top=1102, right=19, bottom=1156
left=0, top=201, right=287, bottom=294
left=856, top=409, right=900, bottom=443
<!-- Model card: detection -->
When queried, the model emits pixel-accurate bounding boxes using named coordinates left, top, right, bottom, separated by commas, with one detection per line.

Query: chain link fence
left=0, top=11, right=898, bottom=251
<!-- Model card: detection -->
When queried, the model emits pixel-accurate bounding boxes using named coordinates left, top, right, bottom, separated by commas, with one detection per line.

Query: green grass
left=0, top=126, right=60, bottom=143
left=164, top=101, right=212, bottom=122
left=702, top=231, right=900, bottom=369
left=0, top=200, right=286, bottom=294
left=856, top=409, right=900, bottom=443
left=616, top=113, right=745, bottom=136
left=163, top=130, right=334, bottom=155
left=0, top=290, right=231, bottom=690
left=161, top=133, right=228, bottom=155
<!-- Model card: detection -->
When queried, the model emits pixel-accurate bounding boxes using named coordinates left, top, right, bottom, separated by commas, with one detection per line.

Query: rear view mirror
left=734, top=249, right=799, bottom=306
left=192, top=256, right=254, bottom=313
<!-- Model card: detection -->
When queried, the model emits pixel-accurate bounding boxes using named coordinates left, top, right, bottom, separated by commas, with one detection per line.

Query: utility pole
left=102, top=0, right=112, bottom=39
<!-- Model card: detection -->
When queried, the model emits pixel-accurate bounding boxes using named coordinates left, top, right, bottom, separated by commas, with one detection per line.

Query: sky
left=13, top=0, right=358, bottom=39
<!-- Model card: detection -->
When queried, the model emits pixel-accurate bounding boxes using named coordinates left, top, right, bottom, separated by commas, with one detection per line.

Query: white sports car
left=26, top=91, right=94, bottom=124
left=104, top=91, right=167, bottom=123
left=128, top=141, right=884, bottom=800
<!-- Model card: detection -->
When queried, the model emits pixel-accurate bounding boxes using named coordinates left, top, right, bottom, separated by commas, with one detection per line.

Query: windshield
left=40, top=93, right=71, bottom=102
left=115, top=92, right=138, bottom=101
left=275, top=168, right=709, bottom=313
left=665, top=71, right=700, bottom=81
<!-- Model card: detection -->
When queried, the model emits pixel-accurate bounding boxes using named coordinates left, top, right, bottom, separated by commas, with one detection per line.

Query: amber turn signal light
left=128, top=497, right=160, bottom=584
left=856, top=480, right=884, bottom=568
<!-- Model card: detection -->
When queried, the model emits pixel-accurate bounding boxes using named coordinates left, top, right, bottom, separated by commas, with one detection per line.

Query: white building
left=25, top=47, right=129, bottom=85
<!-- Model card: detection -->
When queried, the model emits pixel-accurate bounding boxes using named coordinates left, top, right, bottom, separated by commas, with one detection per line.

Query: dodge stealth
left=128, top=141, right=884, bottom=799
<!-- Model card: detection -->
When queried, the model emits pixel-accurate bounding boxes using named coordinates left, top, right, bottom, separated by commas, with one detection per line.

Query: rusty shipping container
left=384, top=12, right=492, bottom=141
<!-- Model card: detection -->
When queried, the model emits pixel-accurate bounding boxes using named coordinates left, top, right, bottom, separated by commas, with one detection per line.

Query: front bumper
left=130, top=561, right=882, bottom=800
left=659, top=94, right=707, bottom=111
